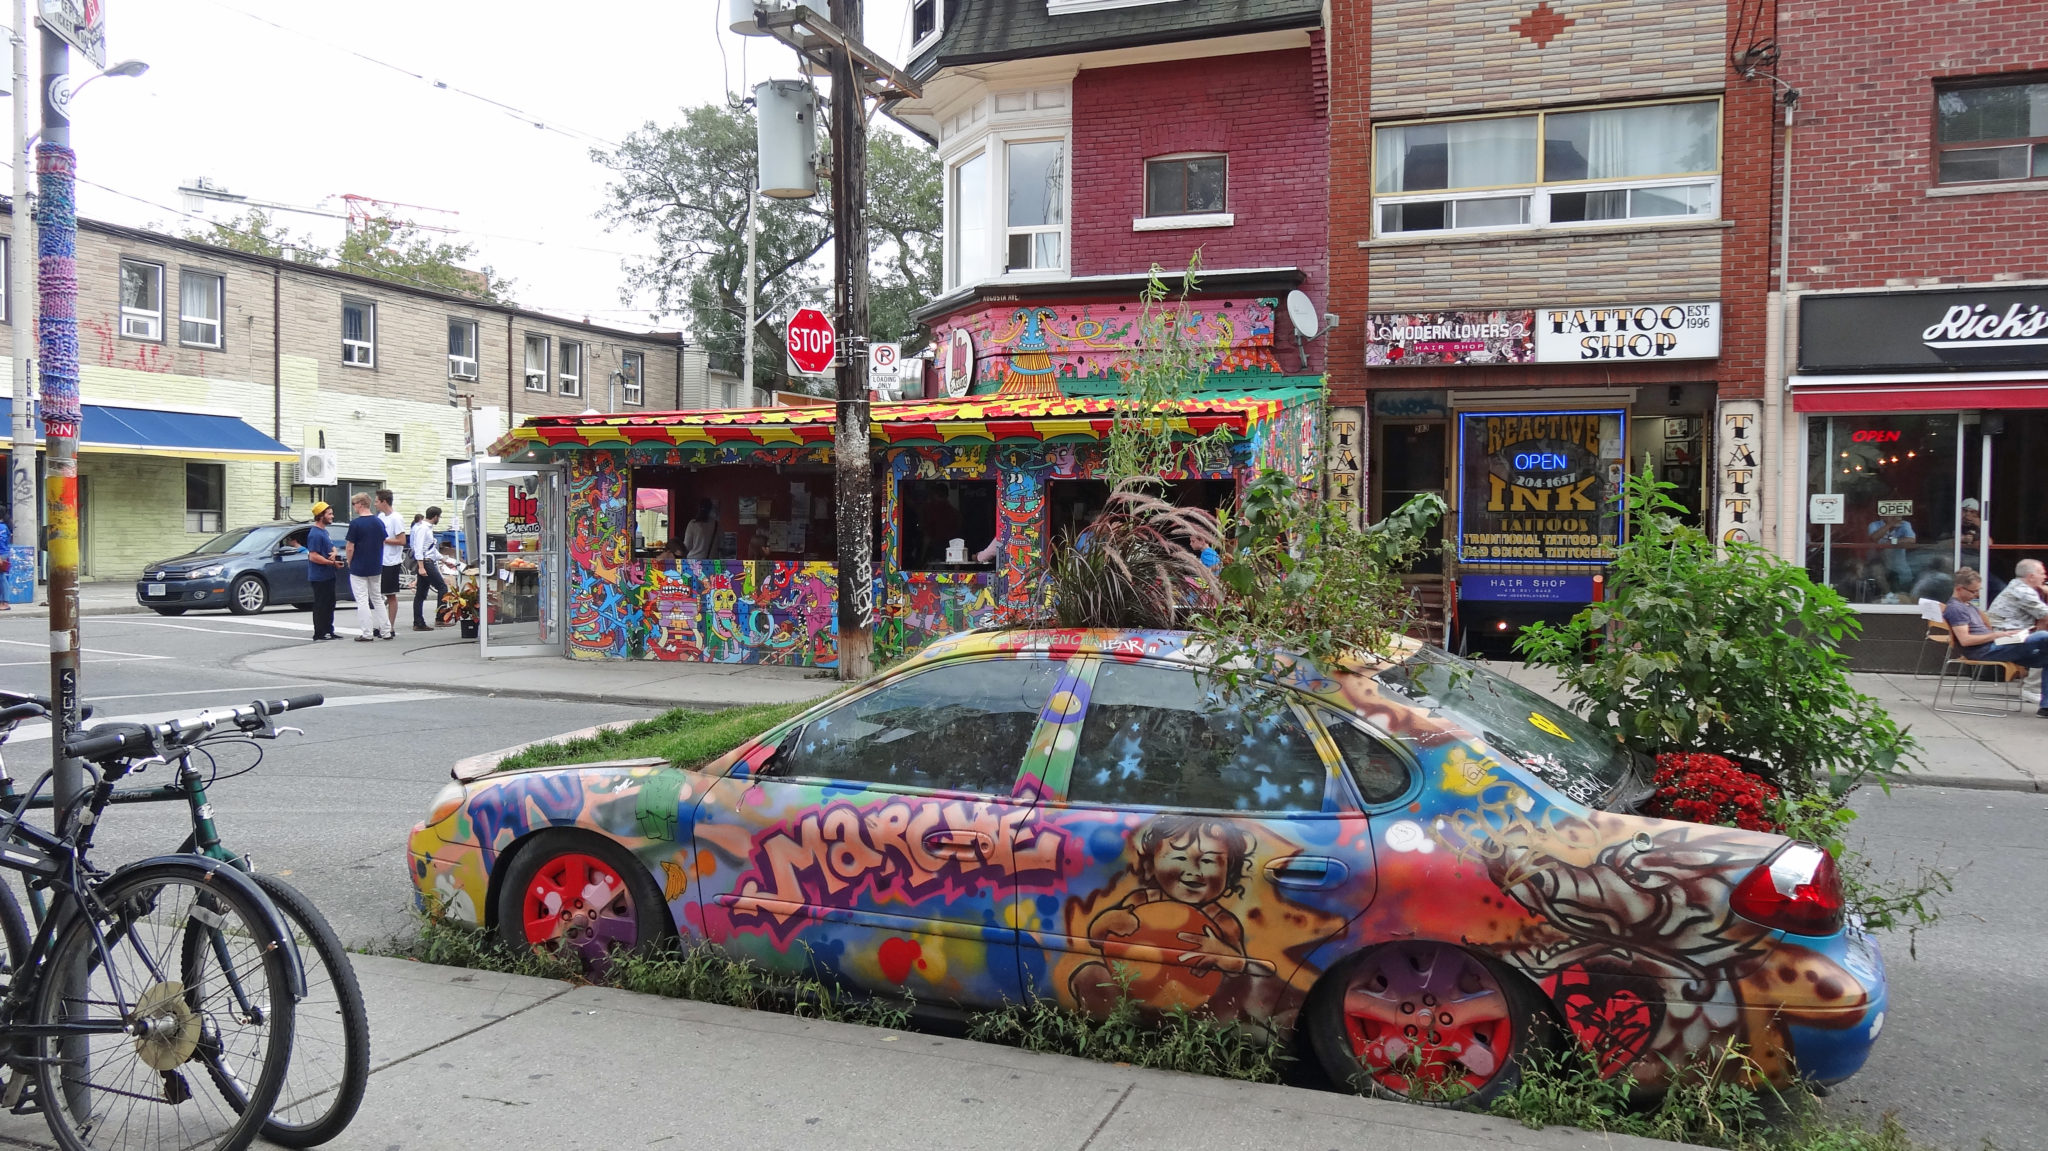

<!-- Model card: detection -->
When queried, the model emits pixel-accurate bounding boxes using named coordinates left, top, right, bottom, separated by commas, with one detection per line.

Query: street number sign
left=786, top=308, right=836, bottom=376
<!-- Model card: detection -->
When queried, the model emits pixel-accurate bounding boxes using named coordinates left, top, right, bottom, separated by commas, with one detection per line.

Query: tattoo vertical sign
left=1325, top=406, right=1364, bottom=529
left=1716, top=401, right=1762, bottom=548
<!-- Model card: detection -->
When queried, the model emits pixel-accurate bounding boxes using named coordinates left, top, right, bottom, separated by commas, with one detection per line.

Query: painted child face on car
left=1149, top=829, right=1231, bottom=905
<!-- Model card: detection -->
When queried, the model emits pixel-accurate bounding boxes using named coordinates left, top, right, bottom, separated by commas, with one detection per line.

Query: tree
left=594, top=97, right=940, bottom=394
left=177, top=211, right=511, bottom=302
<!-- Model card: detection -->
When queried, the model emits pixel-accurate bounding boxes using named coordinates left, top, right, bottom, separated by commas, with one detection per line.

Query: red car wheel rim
left=522, top=852, right=638, bottom=965
left=1342, top=942, right=1515, bottom=1097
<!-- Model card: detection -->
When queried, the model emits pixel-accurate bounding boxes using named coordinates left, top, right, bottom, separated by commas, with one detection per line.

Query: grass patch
left=966, top=983, right=1288, bottom=1084
left=1489, top=1045, right=1949, bottom=1151
left=491, top=699, right=817, bottom=773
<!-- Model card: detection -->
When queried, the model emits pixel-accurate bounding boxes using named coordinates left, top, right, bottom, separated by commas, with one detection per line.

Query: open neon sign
left=1513, top=452, right=1572, bottom=471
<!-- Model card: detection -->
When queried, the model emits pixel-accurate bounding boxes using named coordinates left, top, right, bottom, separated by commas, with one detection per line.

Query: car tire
left=1307, top=941, right=1555, bottom=1108
left=228, top=574, right=268, bottom=614
left=495, top=830, right=669, bottom=973
left=151, top=607, right=188, bottom=617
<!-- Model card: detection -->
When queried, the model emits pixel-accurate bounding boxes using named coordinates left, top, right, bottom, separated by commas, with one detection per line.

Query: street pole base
left=838, top=629, right=874, bottom=681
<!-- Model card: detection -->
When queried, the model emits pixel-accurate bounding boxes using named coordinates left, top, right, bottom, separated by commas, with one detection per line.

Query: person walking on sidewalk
left=306, top=501, right=343, bottom=640
left=376, top=489, right=405, bottom=639
left=343, top=493, right=390, bottom=641
left=410, top=506, right=449, bottom=631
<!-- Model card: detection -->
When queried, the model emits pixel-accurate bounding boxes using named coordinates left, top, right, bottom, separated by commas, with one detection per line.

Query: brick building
left=1771, top=0, right=2048, bottom=667
left=1326, top=0, right=1782, bottom=652
left=893, top=0, right=1328, bottom=401
left=0, top=209, right=702, bottom=585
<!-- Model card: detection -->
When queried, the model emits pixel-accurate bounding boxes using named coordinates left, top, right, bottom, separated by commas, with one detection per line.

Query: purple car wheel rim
left=522, top=852, right=638, bottom=966
left=1342, top=941, right=1515, bottom=1097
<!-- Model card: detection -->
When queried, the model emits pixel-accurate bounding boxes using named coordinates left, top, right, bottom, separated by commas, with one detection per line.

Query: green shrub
left=491, top=699, right=817, bottom=773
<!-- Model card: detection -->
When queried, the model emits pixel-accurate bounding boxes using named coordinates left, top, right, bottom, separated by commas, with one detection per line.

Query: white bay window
left=1374, top=98, right=1720, bottom=237
left=1004, top=139, right=1066, bottom=273
left=940, top=87, right=1071, bottom=292
left=949, top=151, right=990, bottom=289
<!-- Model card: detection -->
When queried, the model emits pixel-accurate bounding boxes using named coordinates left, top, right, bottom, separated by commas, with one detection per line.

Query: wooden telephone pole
left=828, top=0, right=873, bottom=679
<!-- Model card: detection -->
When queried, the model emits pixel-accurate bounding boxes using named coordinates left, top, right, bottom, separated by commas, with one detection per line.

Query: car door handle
left=922, top=830, right=992, bottom=859
left=1265, top=856, right=1347, bottom=889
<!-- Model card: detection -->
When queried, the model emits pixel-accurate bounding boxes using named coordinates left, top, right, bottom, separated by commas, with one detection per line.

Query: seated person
left=1944, top=568, right=2048, bottom=718
left=1986, top=558, right=2047, bottom=633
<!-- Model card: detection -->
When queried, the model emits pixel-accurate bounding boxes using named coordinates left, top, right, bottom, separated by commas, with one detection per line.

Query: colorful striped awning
left=491, top=391, right=1314, bottom=458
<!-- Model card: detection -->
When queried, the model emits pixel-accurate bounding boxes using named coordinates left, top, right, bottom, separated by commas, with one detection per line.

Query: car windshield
left=1373, top=647, right=1632, bottom=806
left=191, top=527, right=264, bottom=555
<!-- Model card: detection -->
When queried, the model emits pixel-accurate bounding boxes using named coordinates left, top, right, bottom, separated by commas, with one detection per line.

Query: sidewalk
left=1, top=580, right=153, bottom=619
left=1496, top=662, right=2046, bottom=793
left=0, top=954, right=1690, bottom=1151
left=240, top=626, right=839, bottom=710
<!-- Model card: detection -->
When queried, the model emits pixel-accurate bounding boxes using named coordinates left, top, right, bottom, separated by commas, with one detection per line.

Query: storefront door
left=477, top=463, right=565, bottom=658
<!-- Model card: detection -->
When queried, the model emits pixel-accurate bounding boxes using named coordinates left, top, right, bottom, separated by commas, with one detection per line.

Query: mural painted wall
left=412, top=630, right=1886, bottom=1097
left=930, top=299, right=1288, bottom=398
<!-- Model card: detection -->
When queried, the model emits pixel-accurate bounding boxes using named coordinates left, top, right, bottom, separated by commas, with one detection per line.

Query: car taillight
left=1731, top=843, right=1845, bottom=936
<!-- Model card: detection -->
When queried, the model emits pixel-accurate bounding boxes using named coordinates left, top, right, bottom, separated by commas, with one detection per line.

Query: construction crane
left=178, top=179, right=459, bottom=233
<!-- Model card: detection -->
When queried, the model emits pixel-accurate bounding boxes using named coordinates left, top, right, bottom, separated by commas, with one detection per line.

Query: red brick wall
left=1778, top=0, right=2048, bottom=290
left=1323, top=0, right=1778, bottom=405
left=1070, top=48, right=1329, bottom=370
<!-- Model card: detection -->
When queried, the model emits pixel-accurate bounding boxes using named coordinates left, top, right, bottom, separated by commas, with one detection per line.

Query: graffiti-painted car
left=408, top=629, right=1885, bottom=1102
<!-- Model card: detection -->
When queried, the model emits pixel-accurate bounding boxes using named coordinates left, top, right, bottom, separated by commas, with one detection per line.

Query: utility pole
left=741, top=174, right=757, bottom=401
left=828, top=0, right=872, bottom=679
left=36, top=22, right=79, bottom=791
left=7, top=0, right=32, bottom=609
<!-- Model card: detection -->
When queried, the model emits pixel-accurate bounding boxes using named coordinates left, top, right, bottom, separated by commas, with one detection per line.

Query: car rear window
left=1373, top=648, right=1630, bottom=806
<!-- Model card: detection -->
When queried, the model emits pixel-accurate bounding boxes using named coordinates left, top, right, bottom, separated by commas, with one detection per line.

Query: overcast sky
left=57, top=0, right=914, bottom=332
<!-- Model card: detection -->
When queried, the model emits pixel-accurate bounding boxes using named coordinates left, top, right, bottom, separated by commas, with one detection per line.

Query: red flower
left=1643, top=752, right=1781, bottom=833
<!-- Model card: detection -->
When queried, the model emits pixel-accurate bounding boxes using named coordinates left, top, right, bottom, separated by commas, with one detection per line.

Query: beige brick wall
left=1365, top=225, right=1725, bottom=310
left=0, top=213, right=679, bottom=580
left=1369, top=0, right=1727, bottom=117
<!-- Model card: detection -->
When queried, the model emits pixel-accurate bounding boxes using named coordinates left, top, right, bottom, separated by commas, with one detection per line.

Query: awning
left=0, top=399, right=297, bottom=461
left=1789, top=374, right=2048, bottom=413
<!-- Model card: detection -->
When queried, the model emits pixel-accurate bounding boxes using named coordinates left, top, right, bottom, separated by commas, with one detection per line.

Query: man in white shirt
left=410, top=506, right=449, bottom=631
left=376, top=489, right=405, bottom=639
left=1987, top=558, right=2048, bottom=706
left=682, top=500, right=717, bottom=561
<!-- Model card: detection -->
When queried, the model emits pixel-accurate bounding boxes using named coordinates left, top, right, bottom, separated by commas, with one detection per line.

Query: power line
left=201, top=0, right=622, bottom=151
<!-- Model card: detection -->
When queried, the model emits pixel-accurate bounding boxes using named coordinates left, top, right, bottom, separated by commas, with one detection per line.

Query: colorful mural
left=568, top=449, right=637, bottom=659
left=929, top=299, right=1287, bottom=397
left=640, top=560, right=837, bottom=666
left=410, top=629, right=1886, bottom=1098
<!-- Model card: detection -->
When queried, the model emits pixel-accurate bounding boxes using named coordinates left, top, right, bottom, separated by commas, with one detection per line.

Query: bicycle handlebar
left=59, top=693, right=325, bottom=764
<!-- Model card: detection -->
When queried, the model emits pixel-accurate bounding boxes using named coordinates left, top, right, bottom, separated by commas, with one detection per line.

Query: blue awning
left=0, top=399, right=296, bottom=462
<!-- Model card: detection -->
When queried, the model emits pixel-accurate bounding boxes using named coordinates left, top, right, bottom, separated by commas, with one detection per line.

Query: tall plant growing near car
left=1516, top=470, right=1915, bottom=796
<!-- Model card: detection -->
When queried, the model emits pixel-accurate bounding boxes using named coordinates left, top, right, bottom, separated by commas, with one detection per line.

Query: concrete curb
left=449, top=719, right=640, bottom=779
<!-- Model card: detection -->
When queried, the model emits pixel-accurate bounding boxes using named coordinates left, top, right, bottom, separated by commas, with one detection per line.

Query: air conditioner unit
left=120, top=315, right=157, bottom=340
left=297, top=448, right=338, bottom=486
left=449, top=356, right=479, bottom=381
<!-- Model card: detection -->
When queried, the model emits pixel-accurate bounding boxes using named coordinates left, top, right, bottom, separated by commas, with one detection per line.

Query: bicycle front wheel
left=33, top=864, right=296, bottom=1151
left=246, top=873, right=368, bottom=1147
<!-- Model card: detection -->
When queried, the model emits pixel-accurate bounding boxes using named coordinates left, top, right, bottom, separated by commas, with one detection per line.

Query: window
left=558, top=340, right=583, bottom=397
left=0, top=237, right=8, bottom=321
left=1374, top=99, right=1720, bottom=236
left=384, top=433, right=402, bottom=453
left=910, top=0, right=941, bottom=50
left=523, top=333, right=549, bottom=392
left=446, top=459, right=469, bottom=501
left=448, top=318, right=479, bottom=380
left=1005, top=139, right=1066, bottom=272
left=1068, top=663, right=1327, bottom=812
left=1144, top=154, right=1227, bottom=217
left=1804, top=413, right=1962, bottom=605
left=621, top=351, right=644, bottom=405
left=900, top=478, right=996, bottom=569
left=948, top=151, right=990, bottom=289
left=721, top=380, right=738, bottom=408
left=341, top=299, right=375, bottom=366
left=176, top=269, right=224, bottom=348
left=1318, top=712, right=1412, bottom=805
left=1935, top=78, right=2048, bottom=184
left=775, top=659, right=1062, bottom=794
left=185, top=463, right=224, bottom=534
left=119, top=259, right=165, bottom=340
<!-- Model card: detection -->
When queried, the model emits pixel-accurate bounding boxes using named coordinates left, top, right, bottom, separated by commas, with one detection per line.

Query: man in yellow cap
left=306, top=501, right=342, bottom=640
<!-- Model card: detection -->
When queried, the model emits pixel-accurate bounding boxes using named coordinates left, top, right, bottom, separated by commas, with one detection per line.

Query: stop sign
left=786, top=308, right=836, bottom=375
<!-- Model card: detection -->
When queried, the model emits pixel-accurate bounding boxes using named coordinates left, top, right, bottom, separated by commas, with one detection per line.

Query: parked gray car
left=135, top=521, right=354, bottom=615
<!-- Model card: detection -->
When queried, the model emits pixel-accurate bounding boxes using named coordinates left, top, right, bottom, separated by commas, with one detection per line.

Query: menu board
left=1457, top=411, right=1626, bottom=565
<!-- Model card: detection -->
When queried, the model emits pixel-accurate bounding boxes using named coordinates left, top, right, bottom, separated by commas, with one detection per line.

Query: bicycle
left=0, top=691, right=369, bottom=1148
left=0, top=696, right=305, bottom=1151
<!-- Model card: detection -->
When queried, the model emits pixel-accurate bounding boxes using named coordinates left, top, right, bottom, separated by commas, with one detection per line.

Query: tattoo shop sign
left=1365, top=301, right=1720, bottom=366
left=1456, top=411, right=1626, bottom=564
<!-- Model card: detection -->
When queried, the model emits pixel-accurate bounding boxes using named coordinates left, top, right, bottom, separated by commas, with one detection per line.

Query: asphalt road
left=0, top=609, right=2030, bottom=1150
left=0, top=608, right=648, bottom=949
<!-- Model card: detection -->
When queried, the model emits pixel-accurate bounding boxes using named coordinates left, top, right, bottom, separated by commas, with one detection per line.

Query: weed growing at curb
left=491, top=700, right=815, bottom=773
left=1489, top=1044, right=1940, bottom=1151
left=375, top=918, right=1280, bottom=1082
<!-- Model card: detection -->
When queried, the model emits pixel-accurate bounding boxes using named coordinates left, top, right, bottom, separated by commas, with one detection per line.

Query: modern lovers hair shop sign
left=1364, top=301, right=1720, bottom=367
left=1456, top=411, right=1627, bottom=564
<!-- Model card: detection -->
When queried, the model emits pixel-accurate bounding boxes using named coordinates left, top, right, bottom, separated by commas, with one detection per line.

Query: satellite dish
left=1285, top=290, right=1321, bottom=340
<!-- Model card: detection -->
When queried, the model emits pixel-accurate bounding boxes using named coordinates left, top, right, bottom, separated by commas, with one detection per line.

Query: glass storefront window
left=1805, top=414, right=1960, bottom=605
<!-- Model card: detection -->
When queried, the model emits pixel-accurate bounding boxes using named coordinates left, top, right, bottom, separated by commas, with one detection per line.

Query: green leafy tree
left=178, top=209, right=327, bottom=262
left=180, top=210, right=510, bottom=301
left=594, top=97, right=940, bottom=393
left=1515, top=470, right=1917, bottom=796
